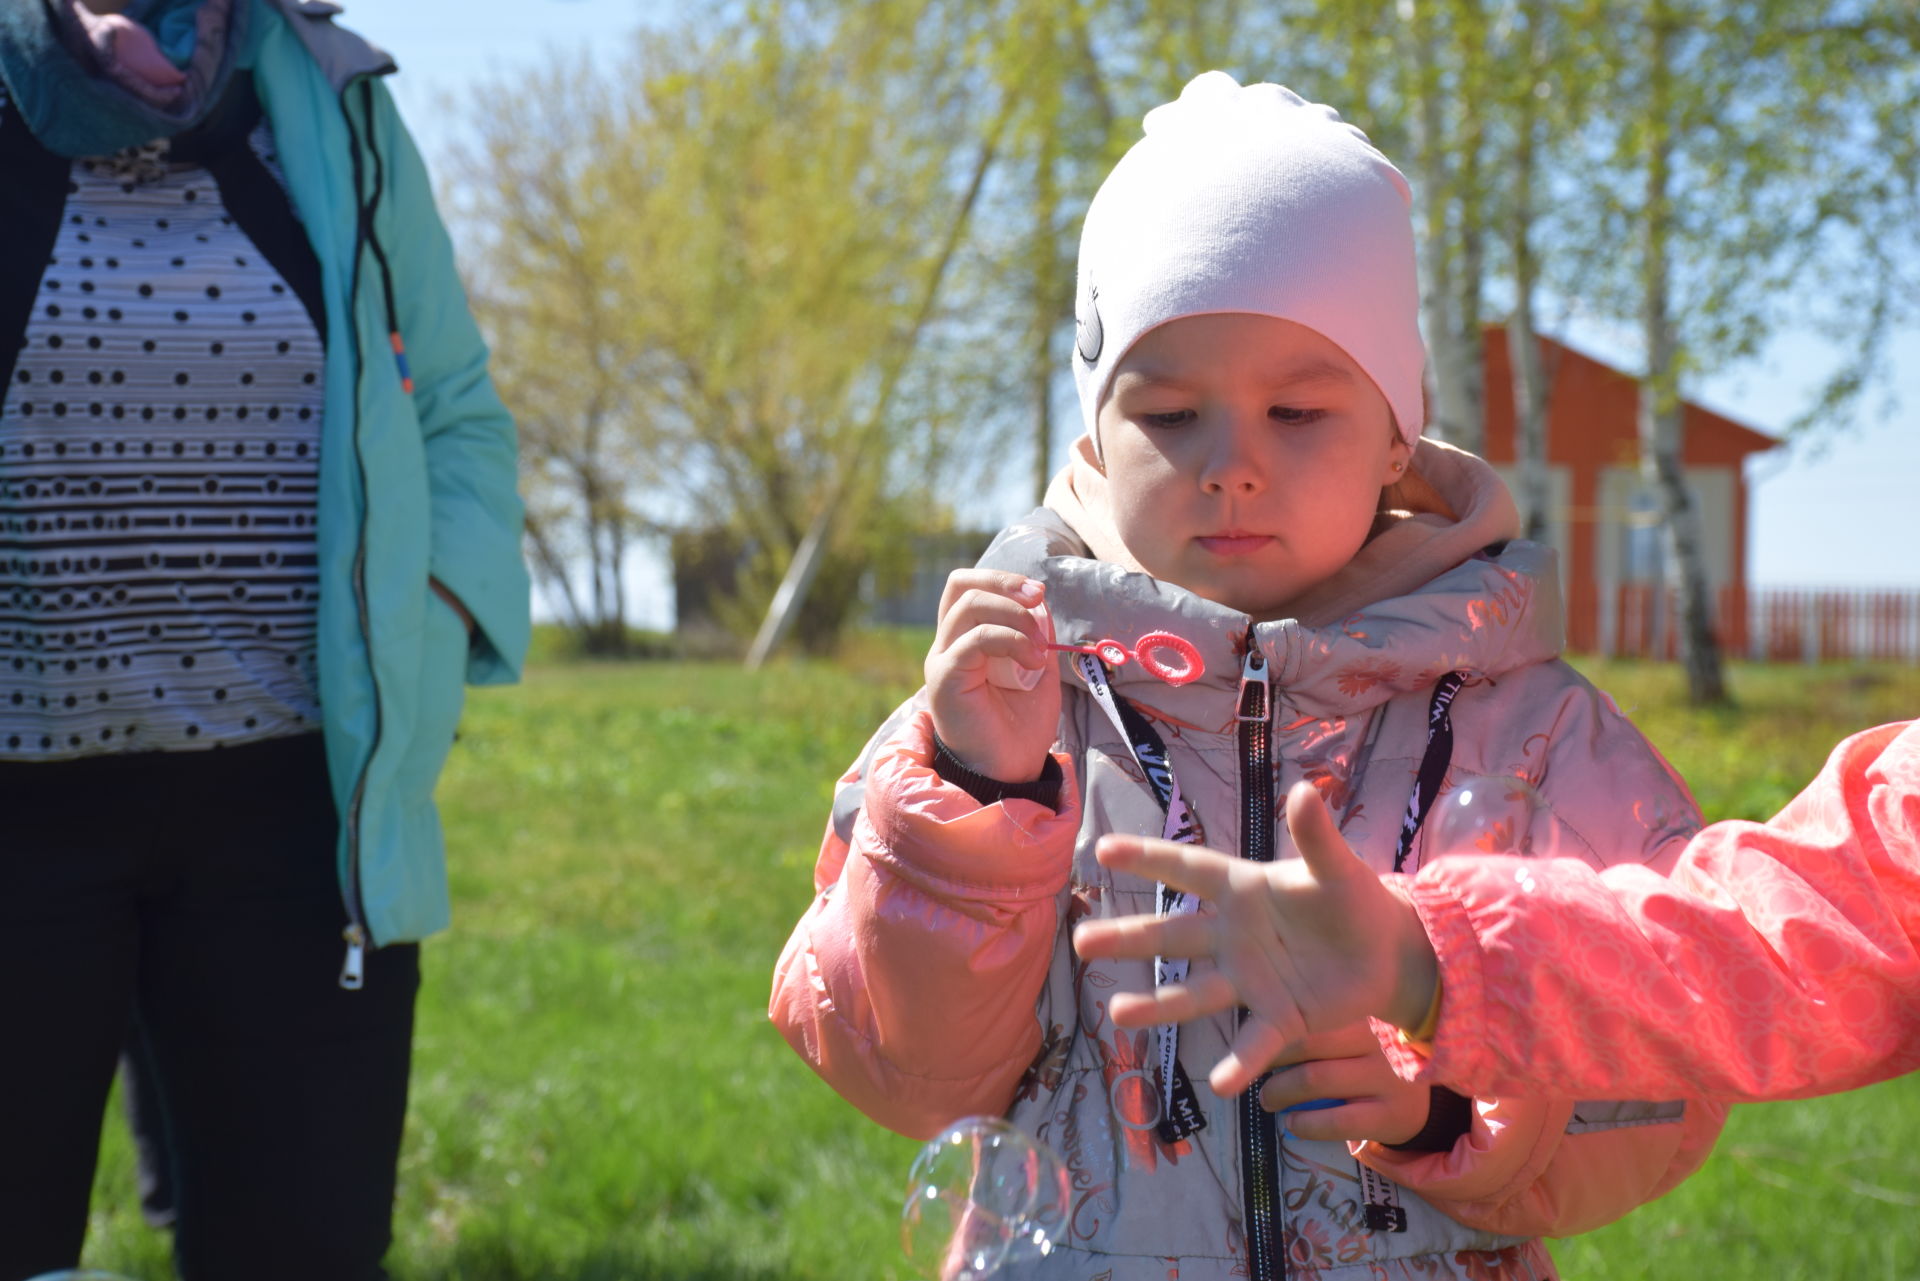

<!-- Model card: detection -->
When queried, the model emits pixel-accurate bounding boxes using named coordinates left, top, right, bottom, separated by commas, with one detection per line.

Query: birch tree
left=1586, top=0, right=1920, bottom=703
left=1502, top=0, right=1556, bottom=543
left=455, top=4, right=1027, bottom=653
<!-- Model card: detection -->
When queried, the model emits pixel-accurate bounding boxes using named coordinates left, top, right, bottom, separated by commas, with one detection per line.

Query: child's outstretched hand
left=925, top=570, right=1062, bottom=786
left=1071, top=781, right=1440, bottom=1098
left=1261, top=1020, right=1433, bottom=1145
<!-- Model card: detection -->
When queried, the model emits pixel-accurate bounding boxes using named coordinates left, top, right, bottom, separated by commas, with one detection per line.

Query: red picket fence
left=1749, top=588, right=1920, bottom=663
left=1606, top=585, right=1920, bottom=662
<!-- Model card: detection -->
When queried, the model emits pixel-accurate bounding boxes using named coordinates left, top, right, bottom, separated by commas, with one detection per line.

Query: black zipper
left=1234, top=644, right=1284, bottom=1280
left=336, top=76, right=381, bottom=989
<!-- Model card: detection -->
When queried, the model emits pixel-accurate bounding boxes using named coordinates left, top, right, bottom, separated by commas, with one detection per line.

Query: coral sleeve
left=1359, top=1096, right=1727, bottom=1237
left=1388, top=722, right=1920, bottom=1101
left=1354, top=675, right=1729, bottom=1234
left=769, top=709, right=1079, bottom=1139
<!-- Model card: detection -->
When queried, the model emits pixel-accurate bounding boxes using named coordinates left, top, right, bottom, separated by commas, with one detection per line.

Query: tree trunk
left=1030, top=143, right=1060, bottom=505
left=1450, top=105, right=1487, bottom=458
left=524, top=509, right=591, bottom=634
left=1403, top=0, right=1478, bottom=451
left=580, top=466, right=612, bottom=653
left=608, top=511, right=630, bottom=656
left=1509, top=273, right=1551, bottom=544
left=1641, top=14, right=1728, bottom=705
left=1508, top=19, right=1552, bottom=544
left=744, top=99, right=1011, bottom=668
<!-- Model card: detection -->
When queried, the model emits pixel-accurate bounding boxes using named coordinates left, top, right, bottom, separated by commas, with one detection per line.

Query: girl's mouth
left=1195, top=532, right=1273, bottom=557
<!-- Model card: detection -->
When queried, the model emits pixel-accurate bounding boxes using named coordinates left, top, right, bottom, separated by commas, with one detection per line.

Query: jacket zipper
left=336, top=76, right=381, bottom=989
left=1235, top=644, right=1284, bottom=1280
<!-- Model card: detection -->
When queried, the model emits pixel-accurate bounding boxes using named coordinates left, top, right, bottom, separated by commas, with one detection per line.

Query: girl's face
left=1097, top=313, right=1410, bottom=620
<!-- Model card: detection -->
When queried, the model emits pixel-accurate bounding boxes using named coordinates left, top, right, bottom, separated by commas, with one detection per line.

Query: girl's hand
left=925, top=570, right=1061, bottom=785
left=1260, top=1020, right=1433, bottom=1145
left=1071, top=783, right=1439, bottom=1097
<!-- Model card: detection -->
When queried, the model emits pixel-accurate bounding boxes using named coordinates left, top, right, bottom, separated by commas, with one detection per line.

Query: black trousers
left=0, top=735, right=419, bottom=1281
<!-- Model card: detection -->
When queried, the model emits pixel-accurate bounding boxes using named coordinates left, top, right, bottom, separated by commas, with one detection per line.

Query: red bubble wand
left=1045, top=631, right=1204, bottom=686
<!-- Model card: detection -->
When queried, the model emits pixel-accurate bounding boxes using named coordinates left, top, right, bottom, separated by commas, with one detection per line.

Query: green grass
left=77, top=651, right=1920, bottom=1278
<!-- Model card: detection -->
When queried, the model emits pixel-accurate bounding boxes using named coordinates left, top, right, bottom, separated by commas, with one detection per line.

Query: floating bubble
left=901, top=1116, right=1070, bottom=1280
left=26, top=1272, right=143, bottom=1281
left=1430, top=774, right=1553, bottom=859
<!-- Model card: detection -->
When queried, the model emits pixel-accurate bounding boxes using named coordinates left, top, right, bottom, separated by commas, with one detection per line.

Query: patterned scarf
left=0, top=0, right=251, bottom=157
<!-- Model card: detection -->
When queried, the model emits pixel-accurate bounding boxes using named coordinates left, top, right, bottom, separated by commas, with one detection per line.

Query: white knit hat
left=1072, top=72, right=1426, bottom=455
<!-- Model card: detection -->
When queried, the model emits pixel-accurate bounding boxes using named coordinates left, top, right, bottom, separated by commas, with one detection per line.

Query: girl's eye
left=1270, top=405, right=1327, bottom=425
left=1141, top=409, right=1195, bottom=429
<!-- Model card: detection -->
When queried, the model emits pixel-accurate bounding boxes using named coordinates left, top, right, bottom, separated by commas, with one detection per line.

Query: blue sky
left=344, top=0, right=1919, bottom=620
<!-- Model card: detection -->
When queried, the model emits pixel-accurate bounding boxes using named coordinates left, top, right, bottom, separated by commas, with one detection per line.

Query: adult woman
left=0, top=1, right=527, bottom=1276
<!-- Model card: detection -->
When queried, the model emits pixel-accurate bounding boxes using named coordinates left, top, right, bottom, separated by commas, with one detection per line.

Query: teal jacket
left=251, top=1, right=529, bottom=974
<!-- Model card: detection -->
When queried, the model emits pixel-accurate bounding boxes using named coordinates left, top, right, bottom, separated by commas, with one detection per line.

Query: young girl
left=772, top=72, right=1722, bottom=1280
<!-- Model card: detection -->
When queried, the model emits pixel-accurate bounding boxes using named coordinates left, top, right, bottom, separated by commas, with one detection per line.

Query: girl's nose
left=1199, top=419, right=1265, bottom=495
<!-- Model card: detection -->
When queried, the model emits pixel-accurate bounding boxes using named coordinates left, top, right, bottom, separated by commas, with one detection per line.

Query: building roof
left=1480, top=325, right=1780, bottom=468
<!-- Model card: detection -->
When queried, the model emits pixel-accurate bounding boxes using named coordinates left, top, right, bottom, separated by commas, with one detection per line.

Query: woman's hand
left=1261, top=1020, right=1433, bottom=1145
left=430, top=576, right=476, bottom=637
left=924, top=570, right=1060, bottom=784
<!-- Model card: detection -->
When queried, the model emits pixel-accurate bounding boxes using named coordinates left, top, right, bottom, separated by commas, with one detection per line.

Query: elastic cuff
left=1383, top=1086, right=1474, bottom=1153
left=930, top=733, right=1062, bottom=810
left=1402, top=972, right=1444, bottom=1043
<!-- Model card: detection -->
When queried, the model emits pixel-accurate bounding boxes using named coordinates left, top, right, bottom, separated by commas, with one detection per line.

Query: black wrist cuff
left=1383, top=1085, right=1475, bottom=1153
left=930, top=733, right=1062, bottom=810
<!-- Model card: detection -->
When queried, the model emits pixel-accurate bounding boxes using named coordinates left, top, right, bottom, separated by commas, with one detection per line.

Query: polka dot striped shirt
left=0, top=136, right=325, bottom=759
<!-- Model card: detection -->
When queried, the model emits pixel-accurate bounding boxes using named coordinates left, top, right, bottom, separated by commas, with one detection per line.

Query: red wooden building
left=1477, top=326, right=1780, bottom=655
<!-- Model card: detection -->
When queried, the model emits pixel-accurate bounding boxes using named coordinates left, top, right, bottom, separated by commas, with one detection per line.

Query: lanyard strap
left=1075, top=653, right=1207, bottom=1142
left=1078, top=653, right=1471, bottom=1144
left=1393, top=671, right=1467, bottom=873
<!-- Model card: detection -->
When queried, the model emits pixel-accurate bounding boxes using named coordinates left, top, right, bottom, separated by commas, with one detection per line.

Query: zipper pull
left=1236, top=647, right=1269, bottom=723
left=389, top=329, right=414, bottom=394
left=340, top=924, right=367, bottom=991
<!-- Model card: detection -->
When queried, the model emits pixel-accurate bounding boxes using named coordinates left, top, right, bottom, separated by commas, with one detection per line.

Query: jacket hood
left=262, top=0, right=393, bottom=91
left=991, top=435, right=1564, bottom=725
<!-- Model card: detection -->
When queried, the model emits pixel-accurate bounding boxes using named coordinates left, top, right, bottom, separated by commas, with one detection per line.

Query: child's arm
left=1074, top=720, right=1920, bottom=1102
left=1324, top=692, right=1728, bottom=1236
left=1353, top=1092, right=1727, bottom=1238
left=1401, top=718, right=1920, bottom=1101
left=1083, top=678, right=1731, bottom=1234
left=769, top=572, right=1078, bottom=1140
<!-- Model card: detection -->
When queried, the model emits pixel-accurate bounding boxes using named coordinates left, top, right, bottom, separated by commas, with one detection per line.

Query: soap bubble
left=26, top=1272, right=143, bottom=1281
left=902, top=1116, right=1070, bottom=1280
left=1430, top=774, right=1553, bottom=859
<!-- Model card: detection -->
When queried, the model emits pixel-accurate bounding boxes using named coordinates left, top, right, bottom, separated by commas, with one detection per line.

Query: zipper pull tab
left=340, top=924, right=367, bottom=991
left=1236, top=647, right=1270, bottom=723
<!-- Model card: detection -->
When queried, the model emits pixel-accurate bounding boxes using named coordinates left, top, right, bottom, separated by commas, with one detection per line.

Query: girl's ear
left=1381, top=437, right=1412, bottom=485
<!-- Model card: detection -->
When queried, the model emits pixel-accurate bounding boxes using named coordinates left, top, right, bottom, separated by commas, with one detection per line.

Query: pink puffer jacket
left=772, top=439, right=1726, bottom=1280
left=1387, top=720, right=1920, bottom=1102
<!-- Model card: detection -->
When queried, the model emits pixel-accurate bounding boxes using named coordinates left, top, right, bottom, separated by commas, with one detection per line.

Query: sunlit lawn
left=81, top=645, right=1920, bottom=1279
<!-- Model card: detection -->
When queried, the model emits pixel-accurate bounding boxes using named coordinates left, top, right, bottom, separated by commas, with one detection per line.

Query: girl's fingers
left=1107, top=967, right=1238, bottom=1028
left=1092, top=833, right=1240, bottom=900
left=1284, top=780, right=1370, bottom=890
left=1209, top=1018, right=1291, bottom=1098
left=1264, top=1021, right=1380, bottom=1066
left=1071, top=910, right=1215, bottom=962
left=935, top=623, right=1048, bottom=677
left=932, top=589, right=1048, bottom=657
left=1258, top=1053, right=1374, bottom=1109
left=1273, top=1098, right=1385, bottom=1143
left=935, top=571, right=1043, bottom=630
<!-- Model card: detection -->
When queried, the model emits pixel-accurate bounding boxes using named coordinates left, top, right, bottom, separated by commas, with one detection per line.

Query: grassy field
left=79, top=646, right=1920, bottom=1279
